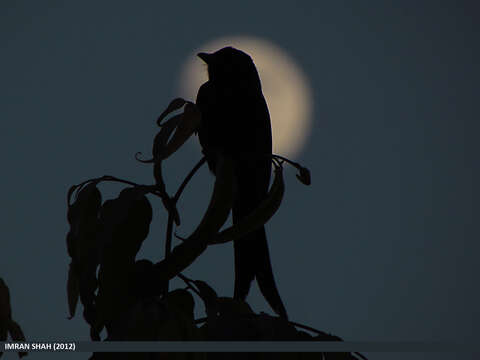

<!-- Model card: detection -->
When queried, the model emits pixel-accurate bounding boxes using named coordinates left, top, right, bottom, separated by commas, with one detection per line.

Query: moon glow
left=178, top=36, right=313, bottom=158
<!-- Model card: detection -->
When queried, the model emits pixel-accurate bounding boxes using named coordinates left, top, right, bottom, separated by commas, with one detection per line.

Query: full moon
left=178, top=36, right=313, bottom=158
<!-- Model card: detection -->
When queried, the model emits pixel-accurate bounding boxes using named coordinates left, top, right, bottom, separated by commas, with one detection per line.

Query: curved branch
left=161, top=157, right=206, bottom=294
left=209, top=160, right=284, bottom=245
left=271, top=154, right=311, bottom=185
left=174, top=156, right=207, bottom=203
left=153, top=154, right=233, bottom=282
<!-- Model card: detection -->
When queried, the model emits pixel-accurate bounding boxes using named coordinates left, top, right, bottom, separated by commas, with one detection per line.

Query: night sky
left=1, top=1, right=479, bottom=359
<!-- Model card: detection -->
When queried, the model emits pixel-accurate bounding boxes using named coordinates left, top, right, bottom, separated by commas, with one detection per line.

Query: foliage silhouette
left=0, top=278, right=27, bottom=358
left=65, top=79, right=364, bottom=360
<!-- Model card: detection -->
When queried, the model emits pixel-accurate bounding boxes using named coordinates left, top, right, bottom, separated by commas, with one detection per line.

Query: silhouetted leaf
left=154, top=114, right=183, bottom=159
left=66, top=182, right=102, bottom=262
left=132, top=259, right=166, bottom=299
left=157, top=97, right=187, bottom=126
left=154, top=290, right=199, bottom=342
left=160, top=102, right=201, bottom=160
left=8, top=320, right=25, bottom=342
left=193, top=280, right=218, bottom=318
left=296, top=166, right=311, bottom=186
left=123, top=297, right=167, bottom=341
left=0, top=279, right=27, bottom=358
left=164, top=289, right=195, bottom=321
left=11, top=328, right=28, bottom=357
left=0, top=278, right=11, bottom=341
left=217, top=297, right=254, bottom=318
left=66, top=262, right=80, bottom=319
left=96, top=187, right=153, bottom=328
left=65, top=183, right=102, bottom=322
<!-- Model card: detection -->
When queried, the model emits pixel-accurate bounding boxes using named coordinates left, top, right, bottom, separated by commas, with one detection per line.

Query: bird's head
left=197, top=46, right=261, bottom=88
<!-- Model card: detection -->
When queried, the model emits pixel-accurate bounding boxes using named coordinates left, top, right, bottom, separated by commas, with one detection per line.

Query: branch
left=153, top=154, right=233, bottom=282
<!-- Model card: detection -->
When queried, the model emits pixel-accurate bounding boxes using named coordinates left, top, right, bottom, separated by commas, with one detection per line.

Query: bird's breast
left=196, top=81, right=272, bottom=171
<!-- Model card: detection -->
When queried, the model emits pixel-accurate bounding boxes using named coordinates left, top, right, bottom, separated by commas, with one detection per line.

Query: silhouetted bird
left=196, top=46, right=288, bottom=319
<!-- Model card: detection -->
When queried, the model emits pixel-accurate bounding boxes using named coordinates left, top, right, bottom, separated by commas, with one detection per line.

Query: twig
left=162, top=157, right=206, bottom=294
left=271, top=154, right=302, bottom=169
left=68, top=174, right=175, bottom=206
left=174, top=156, right=207, bottom=203
left=177, top=273, right=201, bottom=298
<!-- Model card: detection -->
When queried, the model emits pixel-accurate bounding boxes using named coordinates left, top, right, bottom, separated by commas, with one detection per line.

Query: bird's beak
left=197, top=52, right=212, bottom=64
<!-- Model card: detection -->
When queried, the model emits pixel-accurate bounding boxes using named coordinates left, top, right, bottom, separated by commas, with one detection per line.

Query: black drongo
left=196, top=47, right=287, bottom=318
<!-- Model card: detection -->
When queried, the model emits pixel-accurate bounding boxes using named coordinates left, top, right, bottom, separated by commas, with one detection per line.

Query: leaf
left=75, top=182, right=102, bottom=211
left=65, top=232, right=76, bottom=260
left=296, top=166, right=311, bottom=186
left=68, top=182, right=102, bottom=263
left=153, top=290, right=199, bottom=342
left=96, top=188, right=153, bottom=326
left=160, top=102, right=201, bottom=160
left=157, top=97, right=187, bottom=126
left=99, top=187, right=152, bottom=247
left=67, top=262, right=80, bottom=319
left=65, top=183, right=103, bottom=325
left=153, top=114, right=183, bottom=159
left=132, top=259, right=160, bottom=298
left=216, top=297, right=254, bottom=317
left=136, top=112, right=183, bottom=168
left=124, top=297, right=165, bottom=341
left=8, top=320, right=25, bottom=341
left=8, top=321, right=28, bottom=358
left=0, top=280, right=27, bottom=357
left=66, top=184, right=78, bottom=207
left=164, top=289, right=195, bottom=321
left=117, top=188, right=153, bottom=248
left=193, top=280, right=218, bottom=318
left=151, top=115, right=183, bottom=191
left=157, top=164, right=171, bottom=194
left=0, top=278, right=11, bottom=341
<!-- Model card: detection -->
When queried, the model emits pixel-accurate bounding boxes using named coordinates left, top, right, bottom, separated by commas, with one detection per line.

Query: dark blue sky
left=1, top=1, right=479, bottom=359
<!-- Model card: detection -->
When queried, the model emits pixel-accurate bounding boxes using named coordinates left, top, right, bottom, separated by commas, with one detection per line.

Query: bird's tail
left=233, top=226, right=288, bottom=319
